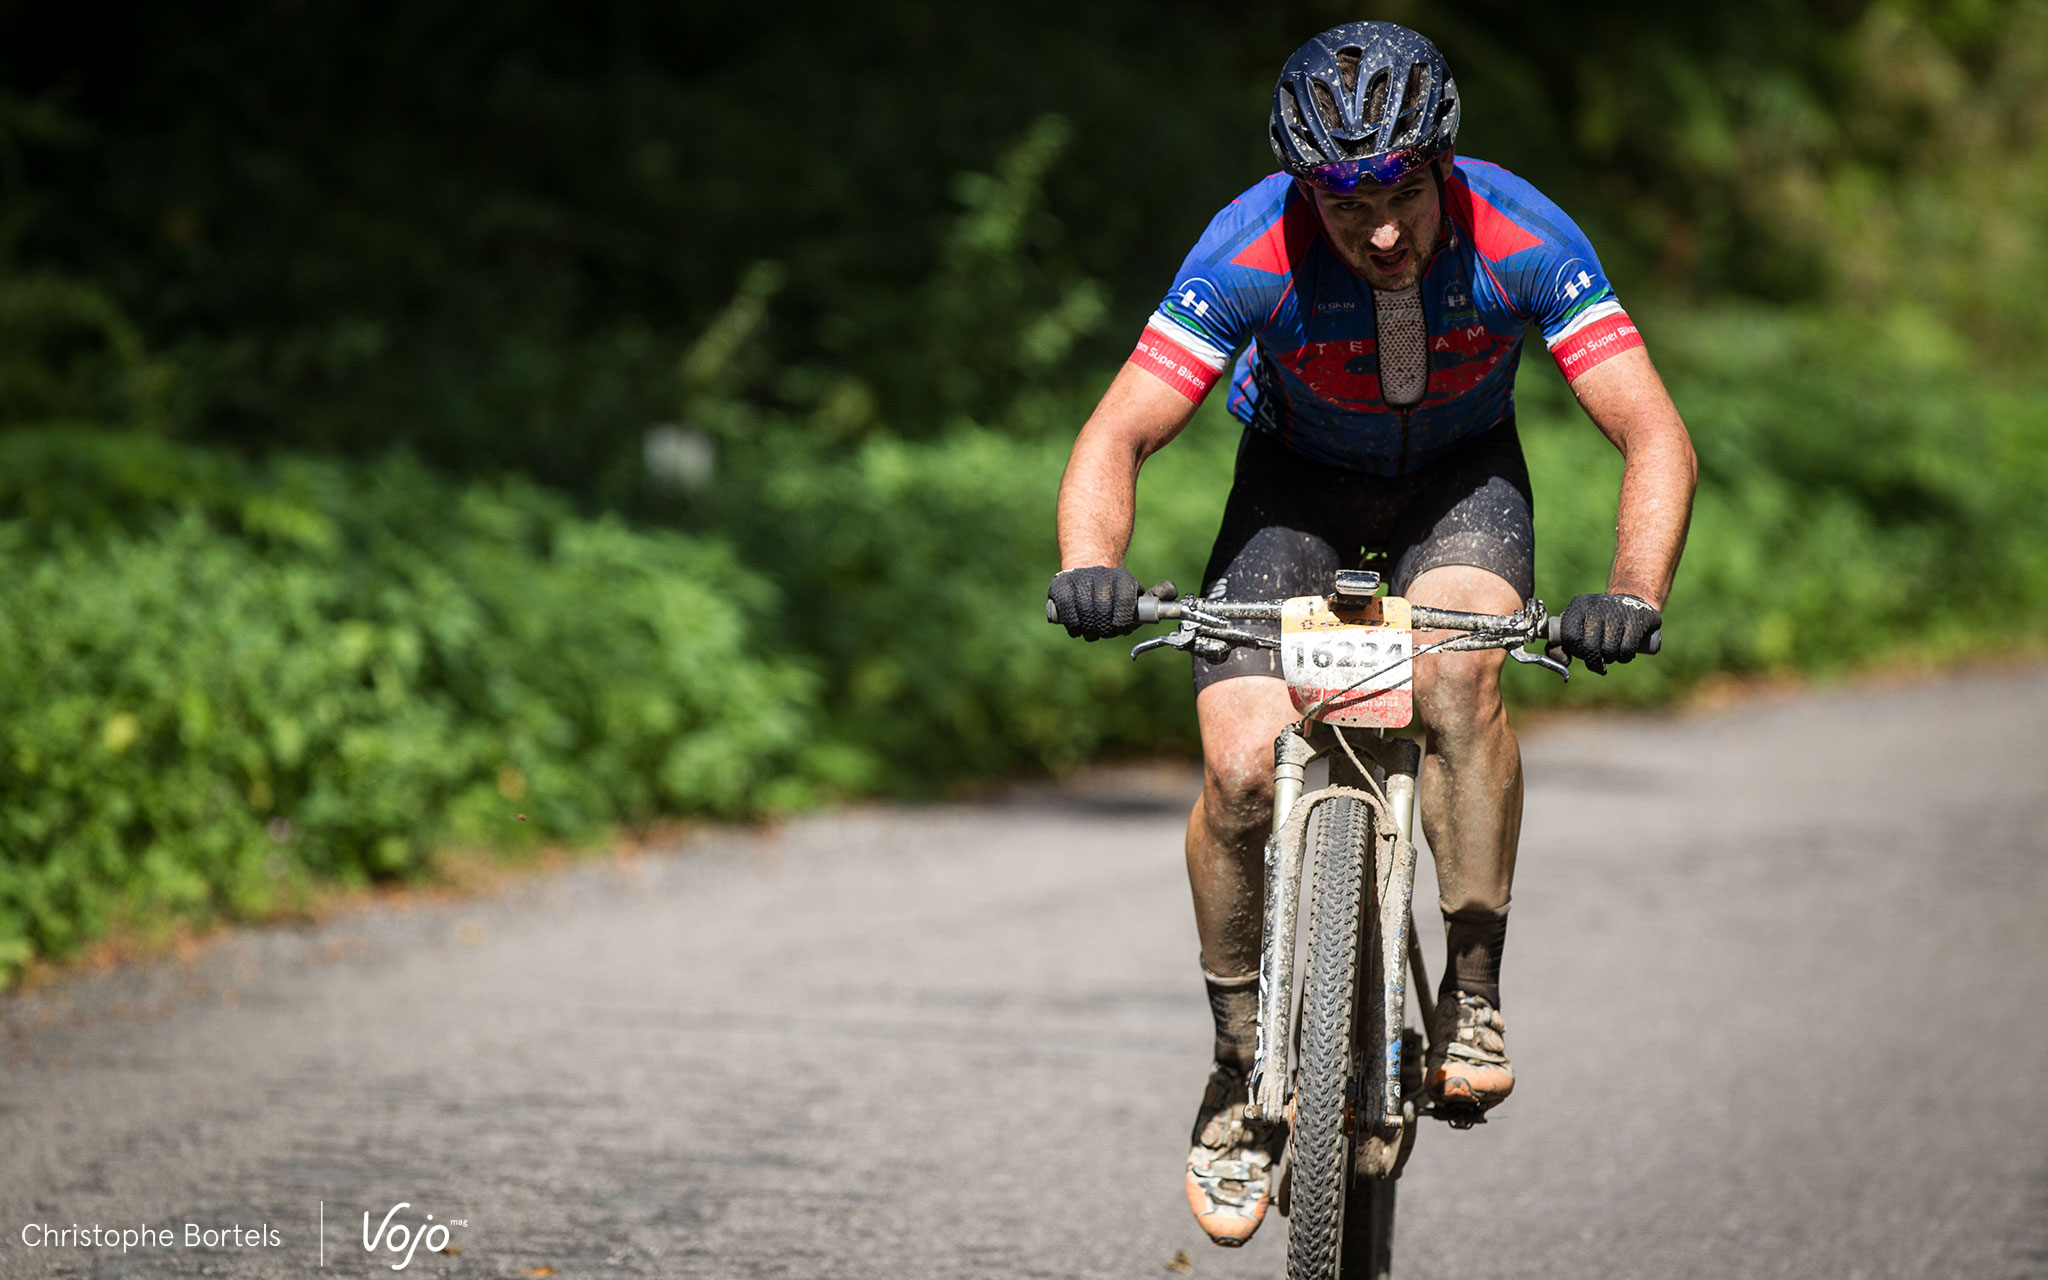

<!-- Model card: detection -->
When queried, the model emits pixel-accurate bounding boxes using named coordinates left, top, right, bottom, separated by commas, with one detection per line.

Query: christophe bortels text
left=20, top=1222, right=283, bottom=1253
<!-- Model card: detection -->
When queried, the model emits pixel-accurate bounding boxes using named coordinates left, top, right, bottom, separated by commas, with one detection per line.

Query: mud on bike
left=1050, top=568, right=1657, bottom=1279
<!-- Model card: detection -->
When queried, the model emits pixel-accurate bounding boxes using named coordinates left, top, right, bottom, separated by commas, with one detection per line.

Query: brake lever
left=1131, top=621, right=1200, bottom=660
left=1131, top=623, right=1238, bottom=663
left=1510, top=644, right=1571, bottom=681
left=1498, top=598, right=1568, bottom=680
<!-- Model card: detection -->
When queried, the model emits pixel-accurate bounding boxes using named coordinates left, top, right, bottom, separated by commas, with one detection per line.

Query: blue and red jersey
left=1131, top=158, right=1643, bottom=476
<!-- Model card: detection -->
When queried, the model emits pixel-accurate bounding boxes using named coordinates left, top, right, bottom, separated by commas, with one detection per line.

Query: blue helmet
left=1269, top=21, right=1461, bottom=192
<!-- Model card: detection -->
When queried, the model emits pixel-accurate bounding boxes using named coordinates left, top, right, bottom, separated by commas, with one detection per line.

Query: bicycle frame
left=1248, top=720, right=1430, bottom=1149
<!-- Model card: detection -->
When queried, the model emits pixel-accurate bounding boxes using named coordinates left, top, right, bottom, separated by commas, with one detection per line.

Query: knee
left=1200, top=747, right=1275, bottom=845
left=1415, top=648, right=1505, bottom=743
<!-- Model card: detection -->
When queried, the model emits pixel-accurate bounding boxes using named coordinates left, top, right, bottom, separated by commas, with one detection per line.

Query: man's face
left=1304, top=162, right=1443, bottom=291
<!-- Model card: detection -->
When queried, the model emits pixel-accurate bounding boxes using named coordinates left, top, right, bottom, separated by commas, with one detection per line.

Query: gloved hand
left=1047, top=566, right=1147, bottom=641
left=1556, top=592, right=1661, bottom=675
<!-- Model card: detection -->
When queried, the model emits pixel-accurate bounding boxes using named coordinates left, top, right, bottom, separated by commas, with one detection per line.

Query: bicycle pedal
left=1424, top=1103, right=1489, bottom=1130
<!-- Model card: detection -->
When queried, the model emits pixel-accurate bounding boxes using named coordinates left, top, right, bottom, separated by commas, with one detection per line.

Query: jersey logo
left=1562, top=270, right=1595, bottom=299
left=1163, top=277, right=1226, bottom=335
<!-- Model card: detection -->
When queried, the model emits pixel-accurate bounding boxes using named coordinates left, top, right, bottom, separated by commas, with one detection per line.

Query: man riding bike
left=1047, top=21, right=1697, bottom=1249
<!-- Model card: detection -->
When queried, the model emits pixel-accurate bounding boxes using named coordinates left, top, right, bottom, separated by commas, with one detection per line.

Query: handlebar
left=1048, top=587, right=1662, bottom=670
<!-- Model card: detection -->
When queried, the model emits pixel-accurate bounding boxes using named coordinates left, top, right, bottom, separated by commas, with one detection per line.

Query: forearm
left=1609, top=432, right=1695, bottom=609
left=1056, top=429, right=1143, bottom=569
left=1056, top=362, right=1197, bottom=569
left=1569, top=346, right=1697, bottom=611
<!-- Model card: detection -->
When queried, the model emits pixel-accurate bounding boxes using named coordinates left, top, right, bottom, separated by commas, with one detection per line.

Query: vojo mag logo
left=361, top=1202, right=465, bottom=1271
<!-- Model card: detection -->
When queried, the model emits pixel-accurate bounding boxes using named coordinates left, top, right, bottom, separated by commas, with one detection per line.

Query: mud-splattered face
left=1304, top=162, right=1442, bottom=290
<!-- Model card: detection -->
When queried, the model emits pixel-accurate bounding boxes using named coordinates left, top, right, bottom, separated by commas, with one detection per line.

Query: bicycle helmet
left=1269, top=21, right=1461, bottom=192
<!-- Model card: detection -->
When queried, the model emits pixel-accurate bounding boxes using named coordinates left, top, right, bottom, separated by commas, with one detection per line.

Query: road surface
left=3, top=667, right=2046, bottom=1278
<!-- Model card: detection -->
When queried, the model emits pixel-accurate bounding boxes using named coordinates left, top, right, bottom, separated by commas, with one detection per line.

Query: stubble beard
left=1334, top=219, right=1431, bottom=291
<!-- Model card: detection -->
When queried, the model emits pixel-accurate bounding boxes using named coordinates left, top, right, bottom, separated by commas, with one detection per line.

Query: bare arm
left=1566, top=345, right=1698, bottom=610
left=1055, top=362, right=1204, bottom=570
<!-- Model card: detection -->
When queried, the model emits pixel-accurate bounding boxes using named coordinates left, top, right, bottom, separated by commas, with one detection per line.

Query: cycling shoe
left=1184, top=1061, right=1286, bottom=1246
left=1426, top=991, right=1514, bottom=1121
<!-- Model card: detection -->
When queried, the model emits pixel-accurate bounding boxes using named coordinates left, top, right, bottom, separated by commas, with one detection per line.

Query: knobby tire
left=1287, top=794, right=1374, bottom=1280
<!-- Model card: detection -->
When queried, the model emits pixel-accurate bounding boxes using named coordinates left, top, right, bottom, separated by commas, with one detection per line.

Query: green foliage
left=21, top=2, right=2044, bottom=484
left=0, top=276, right=173, bottom=428
left=3, top=4, right=2048, bottom=985
left=0, top=431, right=815, bottom=984
left=1512, top=303, right=2048, bottom=703
left=668, top=115, right=2048, bottom=772
left=699, top=306, right=2048, bottom=776
left=731, top=400, right=1240, bottom=784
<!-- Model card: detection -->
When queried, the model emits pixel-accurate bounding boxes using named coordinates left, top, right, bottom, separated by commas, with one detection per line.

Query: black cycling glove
left=1047, top=566, right=1148, bottom=641
left=1557, top=592, right=1661, bottom=675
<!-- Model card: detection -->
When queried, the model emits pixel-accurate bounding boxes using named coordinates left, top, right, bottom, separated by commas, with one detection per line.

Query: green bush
left=6, top=6, right=2048, bottom=987
left=1513, top=303, right=2048, bottom=704
left=0, top=430, right=816, bottom=982
left=735, top=397, right=1239, bottom=784
left=712, top=300, right=2048, bottom=776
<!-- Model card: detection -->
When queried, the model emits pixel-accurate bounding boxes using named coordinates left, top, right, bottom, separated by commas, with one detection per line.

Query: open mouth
left=1367, top=247, right=1410, bottom=276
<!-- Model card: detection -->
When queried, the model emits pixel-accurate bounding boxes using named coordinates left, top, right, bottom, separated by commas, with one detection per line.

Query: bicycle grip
left=1047, top=586, right=1180, bottom=625
left=1542, top=616, right=1662, bottom=655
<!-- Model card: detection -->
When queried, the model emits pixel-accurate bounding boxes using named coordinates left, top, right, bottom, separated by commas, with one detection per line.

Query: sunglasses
left=1299, top=146, right=1442, bottom=192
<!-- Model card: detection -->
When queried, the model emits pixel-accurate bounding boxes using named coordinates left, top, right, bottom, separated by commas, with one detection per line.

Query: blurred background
left=0, top=0, right=2043, bottom=986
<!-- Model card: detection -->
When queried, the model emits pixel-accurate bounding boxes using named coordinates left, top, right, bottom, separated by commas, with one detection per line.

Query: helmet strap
left=1422, top=154, right=1454, bottom=266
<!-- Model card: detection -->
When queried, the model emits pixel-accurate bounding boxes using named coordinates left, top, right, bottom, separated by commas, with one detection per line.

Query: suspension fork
left=1368, top=733, right=1424, bottom=1131
left=1246, top=725, right=1428, bottom=1129
left=1248, top=725, right=1312, bottom=1123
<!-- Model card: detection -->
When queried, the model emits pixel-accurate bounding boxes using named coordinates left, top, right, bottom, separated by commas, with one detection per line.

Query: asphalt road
left=3, top=667, right=2046, bottom=1279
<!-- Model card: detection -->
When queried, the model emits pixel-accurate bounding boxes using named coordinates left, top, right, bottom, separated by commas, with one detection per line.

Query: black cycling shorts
left=1192, top=421, right=1535, bottom=693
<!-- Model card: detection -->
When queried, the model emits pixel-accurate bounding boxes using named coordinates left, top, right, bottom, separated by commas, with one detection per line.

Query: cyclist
left=1047, top=20, right=1696, bottom=1248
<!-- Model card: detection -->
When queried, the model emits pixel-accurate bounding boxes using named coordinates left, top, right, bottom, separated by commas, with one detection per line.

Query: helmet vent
left=1392, top=62, right=1430, bottom=145
left=1334, top=47, right=1362, bottom=97
left=1429, top=100, right=1455, bottom=146
left=1309, top=77, right=1342, bottom=133
left=1276, top=82, right=1304, bottom=129
left=1275, top=85, right=1327, bottom=161
left=1363, top=69, right=1391, bottom=136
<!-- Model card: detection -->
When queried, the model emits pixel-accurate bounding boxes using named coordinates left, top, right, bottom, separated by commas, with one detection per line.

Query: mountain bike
left=1053, top=569, right=1656, bottom=1279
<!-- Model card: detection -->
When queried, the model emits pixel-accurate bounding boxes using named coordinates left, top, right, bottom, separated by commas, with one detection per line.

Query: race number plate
left=1280, top=595, right=1414, bottom=728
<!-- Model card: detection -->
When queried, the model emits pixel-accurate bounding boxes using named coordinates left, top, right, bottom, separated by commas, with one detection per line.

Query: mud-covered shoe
left=1425, top=991, right=1514, bottom=1119
left=1184, top=1062, right=1285, bottom=1246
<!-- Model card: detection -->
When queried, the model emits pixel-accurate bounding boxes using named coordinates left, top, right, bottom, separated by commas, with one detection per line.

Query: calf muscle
left=1187, top=677, right=1295, bottom=976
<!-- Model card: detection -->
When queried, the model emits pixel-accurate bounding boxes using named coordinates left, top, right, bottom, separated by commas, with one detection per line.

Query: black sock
left=1203, top=966, right=1260, bottom=1071
left=1438, top=905, right=1509, bottom=1010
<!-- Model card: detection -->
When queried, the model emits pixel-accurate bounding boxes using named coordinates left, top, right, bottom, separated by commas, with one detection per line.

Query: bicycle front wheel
left=1287, top=794, right=1372, bottom=1280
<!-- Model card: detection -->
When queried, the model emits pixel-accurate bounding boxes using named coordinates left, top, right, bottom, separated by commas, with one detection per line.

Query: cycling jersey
left=1131, top=158, right=1643, bottom=476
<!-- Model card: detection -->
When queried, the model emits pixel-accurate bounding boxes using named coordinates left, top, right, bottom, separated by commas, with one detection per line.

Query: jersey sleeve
left=1129, top=179, right=1294, bottom=403
left=1535, top=251, right=1644, bottom=384
left=1521, top=205, right=1643, bottom=383
left=1454, top=162, right=1645, bottom=383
